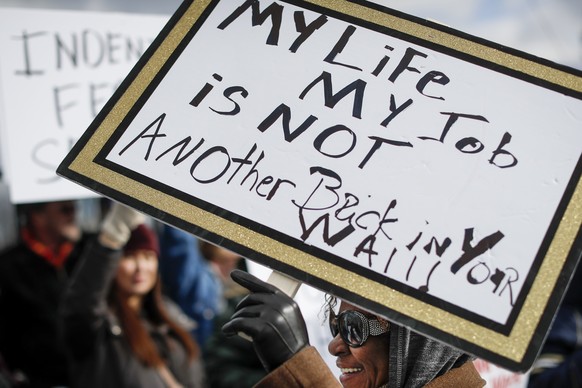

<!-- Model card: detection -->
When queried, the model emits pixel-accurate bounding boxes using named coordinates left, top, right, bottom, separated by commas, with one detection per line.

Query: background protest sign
left=58, top=0, right=582, bottom=371
left=0, top=8, right=167, bottom=203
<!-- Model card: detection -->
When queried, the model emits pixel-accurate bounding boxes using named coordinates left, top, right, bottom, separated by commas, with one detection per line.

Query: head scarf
left=387, top=323, right=472, bottom=388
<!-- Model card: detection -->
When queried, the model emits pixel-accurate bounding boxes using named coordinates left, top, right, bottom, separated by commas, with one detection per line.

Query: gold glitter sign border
left=58, top=0, right=582, bottom=372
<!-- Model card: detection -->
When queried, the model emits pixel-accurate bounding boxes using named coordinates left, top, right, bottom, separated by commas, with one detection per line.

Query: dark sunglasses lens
left=340, top=312, right=365, bottom=346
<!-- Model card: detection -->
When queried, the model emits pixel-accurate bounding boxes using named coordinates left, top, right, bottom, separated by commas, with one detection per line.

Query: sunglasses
left=329, top=309, right=390, bottom=348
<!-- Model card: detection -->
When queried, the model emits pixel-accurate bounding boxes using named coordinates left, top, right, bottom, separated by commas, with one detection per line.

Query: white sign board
left=58, top=0, right=582, bottom=371
left=0, top=8, right=167, bottom=203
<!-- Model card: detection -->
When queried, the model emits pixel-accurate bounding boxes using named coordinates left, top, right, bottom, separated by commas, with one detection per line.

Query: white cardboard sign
left=58, top=0, right=582, bottom=371
left=0, top=8, right=167, bottom=203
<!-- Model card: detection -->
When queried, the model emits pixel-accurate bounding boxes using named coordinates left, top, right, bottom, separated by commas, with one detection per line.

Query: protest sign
left=57, top=0, right=582, bottom=371
left=0, top=8, right=167, bottom=203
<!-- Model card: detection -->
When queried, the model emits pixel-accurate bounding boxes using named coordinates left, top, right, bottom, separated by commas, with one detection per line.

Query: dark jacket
left=61, top=238, right=206, bottom=388
left=0, top=235, right=88, bottom=387
left=203, top=283, right=266, bottom=387
left=527, top=264, right=582, bottom=387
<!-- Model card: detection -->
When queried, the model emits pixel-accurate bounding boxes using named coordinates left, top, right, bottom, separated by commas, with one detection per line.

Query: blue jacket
left=158, top=225, right=222, bottom=347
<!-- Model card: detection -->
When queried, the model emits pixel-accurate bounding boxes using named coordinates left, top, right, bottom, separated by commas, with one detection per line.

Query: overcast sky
left=0, top=0, right=580, bottom=68
left=373, top=0, right=582, bottom=69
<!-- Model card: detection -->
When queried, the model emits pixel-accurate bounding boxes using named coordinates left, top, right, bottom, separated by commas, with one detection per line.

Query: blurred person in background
left=158, top=225, right=222, bottom=348
left=61, top=202, right=206, bottom=387
left=198, top=241, right=242, bottom=287
left=201, top=243, right=267, bottom=387
left=0, top=200, right=87, bottom=387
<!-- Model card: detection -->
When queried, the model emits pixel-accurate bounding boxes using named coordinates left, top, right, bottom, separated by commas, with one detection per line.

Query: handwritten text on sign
left=0, top=9, right=166, bottom=203
left=105, top=0, right=582, bottom=324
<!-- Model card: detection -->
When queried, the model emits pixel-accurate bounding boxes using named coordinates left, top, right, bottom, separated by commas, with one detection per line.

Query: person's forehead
left=123, top=249, right=158, bottom=259
left=214, top=248, right=240, bottom=261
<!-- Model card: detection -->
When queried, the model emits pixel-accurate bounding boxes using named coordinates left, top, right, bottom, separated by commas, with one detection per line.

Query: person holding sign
left=223, top=270, right=485, bottom=388
left=61, top=203, right=206, bottom=388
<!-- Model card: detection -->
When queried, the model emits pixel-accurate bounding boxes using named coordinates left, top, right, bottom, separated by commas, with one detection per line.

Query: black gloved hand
left=222, top=269, right=309, bottom=372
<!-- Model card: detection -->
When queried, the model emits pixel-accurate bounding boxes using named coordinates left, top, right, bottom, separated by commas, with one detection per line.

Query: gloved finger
left=229, top=303, right=265, bottom=320
left=230, top=269, right=283, bottom=295
left=222, top=316, right=263, bottom=337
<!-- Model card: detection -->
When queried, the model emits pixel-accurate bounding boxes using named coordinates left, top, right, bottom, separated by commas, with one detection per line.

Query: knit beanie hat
left=123, top=224, right=160, bottom=257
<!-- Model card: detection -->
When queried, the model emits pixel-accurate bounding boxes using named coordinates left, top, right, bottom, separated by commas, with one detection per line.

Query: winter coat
left=0, top=235, right=89, bottom=387
left=61, top=238, right=206, bottom=388
left=255, top=324, right=485, bottom=388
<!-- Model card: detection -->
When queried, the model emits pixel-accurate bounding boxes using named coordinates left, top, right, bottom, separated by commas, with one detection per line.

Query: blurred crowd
left=0, top=198, right=578, bottom=388
left=0, top=198, right=268, bottom=387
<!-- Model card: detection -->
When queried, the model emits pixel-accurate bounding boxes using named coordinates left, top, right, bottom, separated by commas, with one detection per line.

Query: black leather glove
left=222, top=269, right=309, bottom=372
